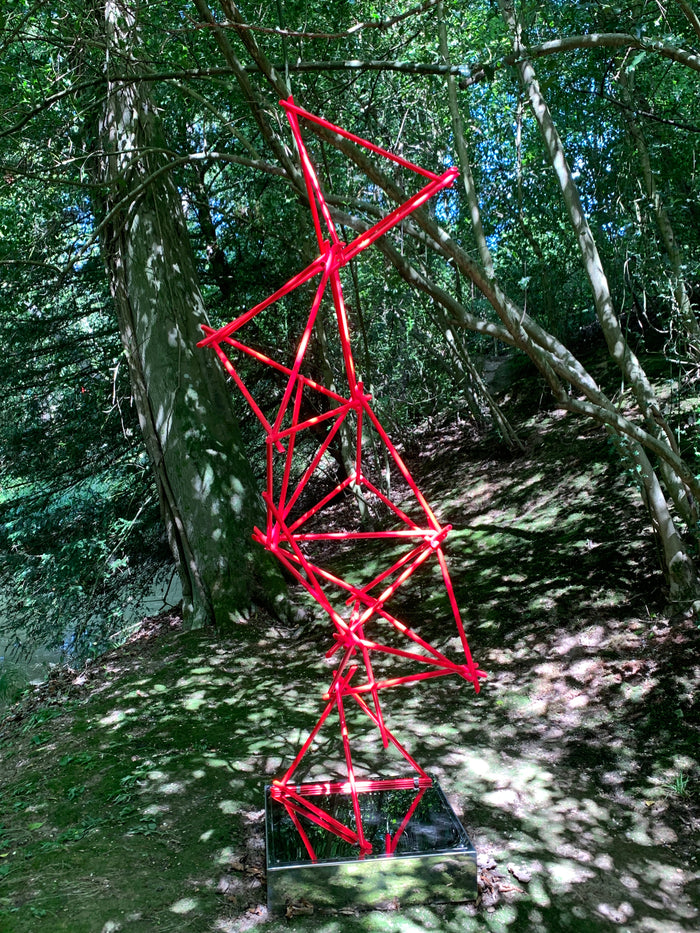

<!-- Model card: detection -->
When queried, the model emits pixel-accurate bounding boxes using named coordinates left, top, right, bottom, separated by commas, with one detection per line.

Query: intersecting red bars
left=198, top=98, right=486, bottom=858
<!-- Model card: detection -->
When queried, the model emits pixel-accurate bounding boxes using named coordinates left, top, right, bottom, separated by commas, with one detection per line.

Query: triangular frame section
left=198, top=97, right=485, bottom=859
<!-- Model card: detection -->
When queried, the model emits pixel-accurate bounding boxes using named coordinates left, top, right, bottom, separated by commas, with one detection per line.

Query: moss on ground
left=1, top=408, right=698, bottom=932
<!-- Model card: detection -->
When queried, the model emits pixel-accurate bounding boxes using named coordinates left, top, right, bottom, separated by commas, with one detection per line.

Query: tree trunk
left=189, top=167, right=236, bottom=301
left=625, top=438, right=697, bottom=600
left=496, top=0, right=698, bottom=600
left=616, top=67, right=700, bottom=354
left=192, top=0, right=700, bottom=604
left=97, top=0, right=284, bottom=628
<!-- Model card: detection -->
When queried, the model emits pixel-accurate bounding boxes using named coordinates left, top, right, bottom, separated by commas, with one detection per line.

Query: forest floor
left=0, top=395, right=698, bottom=933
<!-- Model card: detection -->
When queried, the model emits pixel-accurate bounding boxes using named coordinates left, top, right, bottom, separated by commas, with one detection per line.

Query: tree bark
left=496, top=0, right=697, bottom=599
left=97, top=0, right=284, bottom=628
left=193, top=0, right=700, bottom=603
left=436, top=0, right=524, bottom=450
left=616, top=67, right=700, bottom=354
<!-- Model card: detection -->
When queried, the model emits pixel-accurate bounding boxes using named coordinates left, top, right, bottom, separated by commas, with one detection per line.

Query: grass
left=0, top=404, right=698, bottom=932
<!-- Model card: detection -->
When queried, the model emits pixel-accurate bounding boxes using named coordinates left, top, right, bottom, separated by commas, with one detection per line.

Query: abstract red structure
left=198, top=98, right=486, bottom=859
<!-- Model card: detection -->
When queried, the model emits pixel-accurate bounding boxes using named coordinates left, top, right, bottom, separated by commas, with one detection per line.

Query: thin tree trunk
left=194, top=0, right=700, bottom=602
left=436, top=0, right=524, bottom=450
left=496, top=2, right=656, bottom=408
left=622, top=437, right=697, bottom=599
left=189, top=167, right=236, bottom=300
left=616, top=67, right=700, bottom=353
left=97, top=0, right=284, bottom=628
left=328, top=154, right=700, bottom=507
left=676, top=0, right=700, bottom=41
left=497, top=0, right=698, bottom=574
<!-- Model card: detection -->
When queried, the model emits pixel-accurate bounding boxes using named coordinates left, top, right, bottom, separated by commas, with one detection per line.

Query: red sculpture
left=199, top=98, right=485, bottom=859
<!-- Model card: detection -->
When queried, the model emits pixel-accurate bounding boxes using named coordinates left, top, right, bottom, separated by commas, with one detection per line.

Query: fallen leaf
left=286, top=899, right=313, bottom=918
left=498, top=882, right=524, bottom=894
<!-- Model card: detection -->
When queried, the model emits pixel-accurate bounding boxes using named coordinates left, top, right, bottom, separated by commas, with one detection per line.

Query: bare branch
left=518, top=32, right=700, bottom=75
left=332, top=206, right=512, bottom=343
left=0, top=78, right=105, bottom=140
left=192, top=0, right=299, bottom=181
left=189, top=0, right=439, bottom=40
left=559, top=394, right=700, bottom=502
left=263, top=58, right=476, bottom=80
left=0, top=258, right=63, bottom=275
left=0, top=0, right=53, bottom=55
left=0, top=160, right=103, bottom=188
left=168, top=79, right=261, bottom=158
left=675, top=0, right=700, bottom=43
left=0, top=68, right=246, bottom=141
left=270, top=33, right=700, bottom=89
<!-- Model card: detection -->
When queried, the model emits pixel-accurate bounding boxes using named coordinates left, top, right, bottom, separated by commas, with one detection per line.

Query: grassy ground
left=0, top=405, right=698, bottom=932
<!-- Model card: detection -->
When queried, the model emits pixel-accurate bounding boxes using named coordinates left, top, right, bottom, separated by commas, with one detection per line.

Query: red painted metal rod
left=274, top=787, right=364, bottom=847
left=343, top=540, right=428, bottom=604
left=279, top=776, right=432, bottom=797
left=282, top=800, right=318, bottom=862
left=435, top=545, right=485, bottom=691
left=263, top=530, right=349, bottom=635
left=329, top=267, right=358, bottom=393
left=385, top=784, right=428, bottom=855
left=340, top=171, right=460, bottom=267
left=363, top=402, right=441, bottom=529
left=273, top=399, right=354, bottom=442
left=334, top=683, right=368, bottom=850
left=276, top=691, right=339, bottom=787
left=338, top=637, right=471, bottom=676
left=356, top=539, right=436, bottom=627
left=271, top=245, right=335, bottom=435
left=353, top=666, right=484, bottom=692
left=287, top=473, right=356, bottom=532
left=210, top=342, right=277, bottom=442
left=283, top=419, right=353, bottom=523
left=281, top=97, right=442, bottom=182
left=352, top=691, right=430, bottom=779
left=286, top=105, right=337, bottom=250
left=276, top=378, right=306, bottom=517
left=357, top=473, right=421, bottom=529
left=293, top=529, right=438, bottom=541
left=197, top=252, right=327, bottom=347
left=211, top=333, right=349, bottom=404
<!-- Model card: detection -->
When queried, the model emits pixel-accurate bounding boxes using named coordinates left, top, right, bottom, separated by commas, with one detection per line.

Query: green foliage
left=666, top=771, right=690, bottom=797
left=1, top=0, right=700, bottom=653
left=0, top=185, right=167, bottom=658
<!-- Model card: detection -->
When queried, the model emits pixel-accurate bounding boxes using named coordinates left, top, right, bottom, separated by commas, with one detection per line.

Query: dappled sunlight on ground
left=0, top=412, right=698, bottom=932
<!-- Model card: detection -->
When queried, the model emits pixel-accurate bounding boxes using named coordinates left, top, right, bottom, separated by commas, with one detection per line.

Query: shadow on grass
left=0, top=410, right=697, bottom=932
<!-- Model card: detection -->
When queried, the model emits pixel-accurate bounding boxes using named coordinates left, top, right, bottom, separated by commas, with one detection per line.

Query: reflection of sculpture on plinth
left=199, top=98, right=486, bottom=860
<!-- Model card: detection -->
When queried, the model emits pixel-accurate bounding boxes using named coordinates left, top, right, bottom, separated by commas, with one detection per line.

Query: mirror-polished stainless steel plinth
left=265, top=780, right=476, bottom=914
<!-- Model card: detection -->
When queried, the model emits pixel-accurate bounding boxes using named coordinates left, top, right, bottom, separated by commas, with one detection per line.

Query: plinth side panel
left=265, top=781, right=477, bottom=913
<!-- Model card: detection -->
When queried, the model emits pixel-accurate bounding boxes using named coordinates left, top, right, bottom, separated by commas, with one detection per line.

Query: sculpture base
left=265, top=779, right=476, bottom=914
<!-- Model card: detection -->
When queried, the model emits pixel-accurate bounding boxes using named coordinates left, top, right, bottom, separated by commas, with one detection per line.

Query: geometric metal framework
left=198, top=97, right=486, bottom=859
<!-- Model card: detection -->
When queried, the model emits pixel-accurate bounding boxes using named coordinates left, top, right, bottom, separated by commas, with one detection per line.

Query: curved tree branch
left=263, top=32, right=700, bottom=88
left=189, top=0, right=439, bottom=40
